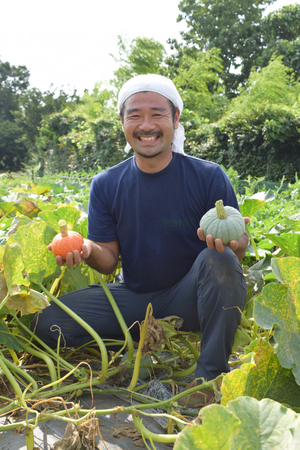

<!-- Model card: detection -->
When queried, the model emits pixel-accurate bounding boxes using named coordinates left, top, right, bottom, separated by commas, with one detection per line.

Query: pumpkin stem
left=215, top=200, right=227, bottom=219
left=58, top=219, right=68, bottom=237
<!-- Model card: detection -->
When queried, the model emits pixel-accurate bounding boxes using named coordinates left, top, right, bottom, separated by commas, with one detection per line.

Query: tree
left=173, top=0, right=275, bottom=94
left=186, top=57, right=300, bottom=182
left=0, top=60, right=30, bottom=121
left=173, top=47, right=227, bottom=123
left=0, top=120, right=27, bottom=172
left=258, top=4, right=300, bottom=80
left=110, top=36, right=167, bottom=91
left=227, top=56, right=299, bottom=113
left=0, top=60, right=30, bottom=170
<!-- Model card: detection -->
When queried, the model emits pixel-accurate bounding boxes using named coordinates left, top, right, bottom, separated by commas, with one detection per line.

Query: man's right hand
left=48, top=238, right=92, bottom=268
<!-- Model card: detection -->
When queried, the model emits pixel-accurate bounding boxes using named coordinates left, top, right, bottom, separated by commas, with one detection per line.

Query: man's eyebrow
left=126, top=106, right=167, bottom=114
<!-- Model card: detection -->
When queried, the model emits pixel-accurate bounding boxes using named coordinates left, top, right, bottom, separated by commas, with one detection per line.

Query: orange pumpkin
left=51, top=219, right=84, bottom=259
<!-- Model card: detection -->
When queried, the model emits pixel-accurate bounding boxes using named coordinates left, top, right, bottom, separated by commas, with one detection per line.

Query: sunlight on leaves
left=14, top=221, right=57, bottom=285
left=264, top=232, right=300, bottom=257
left=3, top=236, right=30, bottom=290
left=254, top=257, right=300, bottom=385
left=174, top=405, right=240, bottom=450
left=222, top=340, right=300, bottom=408
left=239, top=198, right=266, bottom=218
left=229, top=397, right=300, bottom=449
left=6, top=286, right=50, bottom=315
left=39, top=205, right=83, bottom=234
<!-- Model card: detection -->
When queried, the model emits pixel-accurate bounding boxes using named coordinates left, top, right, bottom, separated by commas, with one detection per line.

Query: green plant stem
left=0, top=354, right=23, bottom=403
left=26, top=427, right=35, bottom=450
left=0, top=293, right=10, bottom=313
left=37, top=281, right=108, bottom=381
left=176, top=334, right=199, bottom=360
left=29, top=368, right=120, bottom=399
left=17, top=342, right=57, bottom=386
left=173, top=362, right=197, bottom=378
left=94, top=272, right=135, bottom=363
left=0, top=354, right=39, bottom=392
left=0, top=386, right=200, bottom=433
left=132, top=413, right=178, bottom=444
left=246, top=223, right=260, bottom=261
left=128, top=303, right=151, bottom=391
left=14, top=315, right=82, bottom=376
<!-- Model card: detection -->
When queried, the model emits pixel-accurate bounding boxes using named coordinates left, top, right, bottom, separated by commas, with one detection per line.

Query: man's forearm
left=234, top=231, right=249, bottom=261
left=84, top=241, right=119, bottom=275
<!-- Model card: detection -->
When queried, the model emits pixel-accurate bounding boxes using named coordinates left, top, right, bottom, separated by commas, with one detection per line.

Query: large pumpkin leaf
left=39, top=205, right=83, bottom=234
left=13, top=196, right=41, bottom=218
left=254, top=257, right=300, bottom=384
left=59, top=264, right=90, bottom=295
left=14, top=221, right=57, bottom=285
left=6, top=286, right=50, bottom=315
left=263, top=232, right=300, bottom=257
left=222, top=341, right=300, bottom=408
left=228, top=397, right=300, bottom=449
left=221, top=363, right=255, bottom=405
left=239, top=198, right=266, bottom=218
left=3, top=236, right=31, bottom=290
left=175, top=398, right=300, bottom=450
left=174, top=405, right=240, bottom=450
left=271, top=256, right=300, bottom=286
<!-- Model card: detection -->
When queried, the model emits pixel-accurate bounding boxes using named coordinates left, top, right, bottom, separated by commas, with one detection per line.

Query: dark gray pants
left=33, top=247, right=247, bottom=381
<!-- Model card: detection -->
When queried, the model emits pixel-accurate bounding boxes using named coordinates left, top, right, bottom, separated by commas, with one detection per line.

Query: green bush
left=185, top=105, right=300, bottom=182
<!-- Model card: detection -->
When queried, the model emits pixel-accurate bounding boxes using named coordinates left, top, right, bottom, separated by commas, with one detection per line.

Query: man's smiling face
left=121, top=91, right=180, bottom=160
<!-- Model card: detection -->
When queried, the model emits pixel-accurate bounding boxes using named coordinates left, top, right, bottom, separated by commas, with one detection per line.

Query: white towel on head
left=118, top=74, right=185, bottom=155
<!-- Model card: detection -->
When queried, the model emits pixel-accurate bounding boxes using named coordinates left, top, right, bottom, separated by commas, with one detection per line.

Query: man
left=34, top=74, right=248, bottom=408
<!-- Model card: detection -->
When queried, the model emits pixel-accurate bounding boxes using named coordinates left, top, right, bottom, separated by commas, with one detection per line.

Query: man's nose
left=139, top=115, right=154, bottom=131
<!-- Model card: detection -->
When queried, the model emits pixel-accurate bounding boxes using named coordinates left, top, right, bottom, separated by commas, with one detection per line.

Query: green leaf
left=174, top=404, right=240, bottom=450
left=13, top=196, right=41, bottom=218
left=239, top=198, right=266, bottom=218
left=6, top=286, right=50, bottom=315
left=228, top=397, right=300, bottom=449
left=254, top=258, right=300, bottom=384
left=263, top=232, right=300, bottom=257
left=3, top=236, right=31, bottom=290
left=223, top=340, right=300, bottom=408
left=221, top=363, right=255, bottom=405
left=14, top=221, right=57, bottom=285
left=39, top=205, right=83, bottom=233
left=59, top=265, right=90, bottom=295
left=271, top=256, right=300, bottom=286
left=0, top=322, right=22, bottom=351
left=175, top=398, right=300, bottom=450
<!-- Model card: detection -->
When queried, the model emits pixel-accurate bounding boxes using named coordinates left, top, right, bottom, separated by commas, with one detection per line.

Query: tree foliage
left=258, top=4, right=300, bottom=79
left=110, top=36, right=167, bottom=91
left=186, top=57, right=300, bottom=182
left=174, top=1, right=300, bottom=95
left=175, top=0, right=275, bottom=93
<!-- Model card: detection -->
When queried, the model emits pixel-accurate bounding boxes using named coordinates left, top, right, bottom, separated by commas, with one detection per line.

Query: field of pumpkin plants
left=1, top=169, right=300, bottom=449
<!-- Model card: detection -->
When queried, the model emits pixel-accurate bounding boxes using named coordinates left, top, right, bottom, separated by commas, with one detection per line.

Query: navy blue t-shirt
left=88, top=153, right=239, bottom=293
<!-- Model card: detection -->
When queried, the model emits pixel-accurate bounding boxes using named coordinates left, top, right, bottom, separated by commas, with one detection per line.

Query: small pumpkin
left=51, top=219, right=84, bottom=259
left=200, top=199, right=245, bottom=244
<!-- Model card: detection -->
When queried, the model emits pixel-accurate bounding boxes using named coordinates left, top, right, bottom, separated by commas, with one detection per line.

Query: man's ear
left=174, top=108, right=180, bottom=129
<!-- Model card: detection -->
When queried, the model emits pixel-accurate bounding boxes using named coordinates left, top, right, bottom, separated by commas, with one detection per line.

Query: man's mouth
left=139, top=136, right=158, bottom=141
left=134, top=131, right=162, bottom=142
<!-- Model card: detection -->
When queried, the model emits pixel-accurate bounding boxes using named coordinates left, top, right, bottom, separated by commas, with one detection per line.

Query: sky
left=0, top=0, right=298, bottom=96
